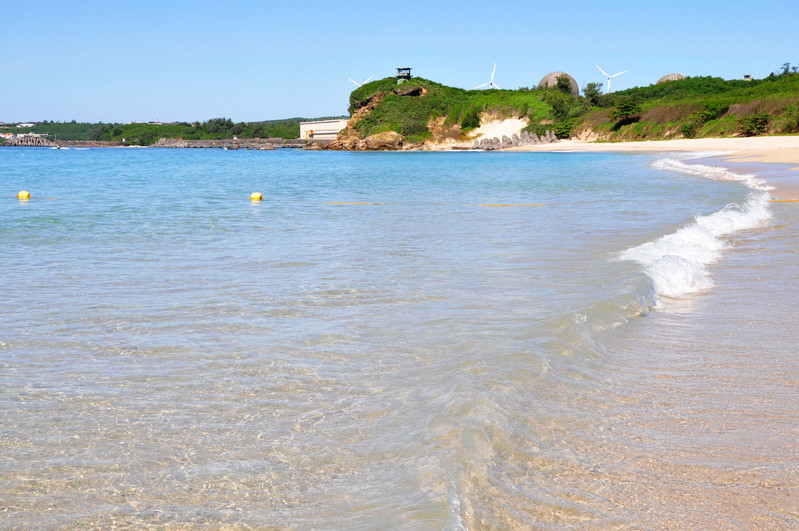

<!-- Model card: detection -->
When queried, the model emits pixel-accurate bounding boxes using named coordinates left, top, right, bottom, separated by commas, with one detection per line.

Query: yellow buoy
left=250, top=192, right=263, bottom=201
left=17, top=191, right=31, bottom=199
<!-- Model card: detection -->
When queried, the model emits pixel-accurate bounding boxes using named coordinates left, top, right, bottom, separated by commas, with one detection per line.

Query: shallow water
left=1, top=148, right=796, bottom=528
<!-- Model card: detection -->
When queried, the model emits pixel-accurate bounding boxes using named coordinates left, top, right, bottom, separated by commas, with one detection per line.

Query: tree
left=555, top=74, right=573, bottom=95
left=583, top=82, right=603, bottom=106
left=610, top=98, right=641, bottom=122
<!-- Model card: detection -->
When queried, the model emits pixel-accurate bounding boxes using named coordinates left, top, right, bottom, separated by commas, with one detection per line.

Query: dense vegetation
left=5, top=63, right=799, bottom=147
left=578, top=67, right=799, bottom=140
left=346, top=63, right=799, bottom=143
left=1, top=117, right=344, bottom=145
left=349, top=77, right=553, bottom=143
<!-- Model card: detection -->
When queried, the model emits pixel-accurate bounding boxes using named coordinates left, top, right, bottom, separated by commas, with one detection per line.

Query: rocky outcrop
left=328, top=88, right=410, bottom=151
left=328, top=130, right=403, bottom=151
left=395, top=85, right=425, bottom=97
left=327, top=85, right=433, bottom=151
left=347, top=92, right=386, bottom=128
left=363, top=131, right=403, bottom=150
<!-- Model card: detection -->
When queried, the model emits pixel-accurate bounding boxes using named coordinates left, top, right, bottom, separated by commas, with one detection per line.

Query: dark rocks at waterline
left=151, top=138, right=311, bottom=149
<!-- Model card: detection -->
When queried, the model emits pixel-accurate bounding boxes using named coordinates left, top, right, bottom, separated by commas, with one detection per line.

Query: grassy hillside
left=349, top=77, right=555, bottom=143
left=345, top=68, right=799, bottom=144
left=577, top=73, right=799, bottom=140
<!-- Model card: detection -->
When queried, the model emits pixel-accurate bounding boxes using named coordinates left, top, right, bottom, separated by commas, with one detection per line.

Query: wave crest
left=621, top=159, right=772, bottom=301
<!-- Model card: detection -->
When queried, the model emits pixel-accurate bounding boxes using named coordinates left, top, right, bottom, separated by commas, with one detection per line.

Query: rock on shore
left=327, top=130, right=403, bottom=151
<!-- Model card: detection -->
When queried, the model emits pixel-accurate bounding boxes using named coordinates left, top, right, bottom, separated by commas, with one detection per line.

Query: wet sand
left=508, top=136, right=799, bottom=199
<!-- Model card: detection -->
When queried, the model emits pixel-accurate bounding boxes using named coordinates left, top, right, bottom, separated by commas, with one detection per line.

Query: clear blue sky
left=3, top=0, right=797, bottom=123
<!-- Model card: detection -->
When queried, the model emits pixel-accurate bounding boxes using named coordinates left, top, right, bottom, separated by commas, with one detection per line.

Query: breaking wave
left=621, top=158, right=772, bottom=301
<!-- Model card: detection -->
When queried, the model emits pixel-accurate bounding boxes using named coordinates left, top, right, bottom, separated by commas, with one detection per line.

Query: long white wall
left=299, top=119, right=348, bottom=140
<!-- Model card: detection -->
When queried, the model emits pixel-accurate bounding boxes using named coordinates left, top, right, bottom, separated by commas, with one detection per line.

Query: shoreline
left=507, top=135, right=799, bottom=199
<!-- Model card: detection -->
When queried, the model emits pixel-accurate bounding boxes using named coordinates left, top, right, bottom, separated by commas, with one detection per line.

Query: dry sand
left=470, top=118, right=529, bottom=141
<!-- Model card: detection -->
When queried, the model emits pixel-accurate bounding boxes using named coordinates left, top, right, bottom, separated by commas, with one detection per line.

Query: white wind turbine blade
left=607, top=70, right=627, bottom=93
left=595, top=64, right=610, bottom=78
left=362, top=75, right=374, bottom=84
left=475, top=64, right=500, bottom=89
left=348, top=78, right=362, bottom=87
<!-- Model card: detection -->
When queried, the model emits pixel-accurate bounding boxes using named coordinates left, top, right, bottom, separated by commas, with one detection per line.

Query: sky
left=3, top=0, right=798, bottom=124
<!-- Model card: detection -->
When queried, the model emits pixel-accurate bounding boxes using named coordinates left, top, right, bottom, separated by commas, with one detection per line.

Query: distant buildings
left=299, top=119, right=348, bottom=140
left=537, top=72, right=579, bottom=96
left=656, top=73, right=687, bottom=84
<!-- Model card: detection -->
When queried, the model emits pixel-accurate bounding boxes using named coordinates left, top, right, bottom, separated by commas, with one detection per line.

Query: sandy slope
left=470, top=118, right=529, bottom=141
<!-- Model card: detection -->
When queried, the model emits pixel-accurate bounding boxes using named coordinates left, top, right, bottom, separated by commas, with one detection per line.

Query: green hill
left=341, top=68, right=799, bottom=145
left=1, top=117, right=344, bottom=146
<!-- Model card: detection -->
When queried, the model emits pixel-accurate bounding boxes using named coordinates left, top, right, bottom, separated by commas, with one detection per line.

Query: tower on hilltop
left=396, top=68, right=412, bottom=84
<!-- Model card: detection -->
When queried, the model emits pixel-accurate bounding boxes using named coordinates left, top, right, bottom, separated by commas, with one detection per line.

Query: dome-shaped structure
left=656, top=73, right=686, bottom=84
left=537, top=71, right=579, bottom=96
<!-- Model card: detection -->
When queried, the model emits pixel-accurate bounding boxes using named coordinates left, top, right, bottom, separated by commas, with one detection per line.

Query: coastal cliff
left=322, top=72, right=799, bottom=151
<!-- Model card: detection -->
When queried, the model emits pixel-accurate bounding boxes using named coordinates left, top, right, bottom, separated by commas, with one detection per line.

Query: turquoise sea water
left=1, top=147, right=797, bottom=528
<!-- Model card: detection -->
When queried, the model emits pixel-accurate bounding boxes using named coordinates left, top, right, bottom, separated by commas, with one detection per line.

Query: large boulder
left=362, top=131, right=403, bottom=150
left=395, top=85, right=424, bottom=97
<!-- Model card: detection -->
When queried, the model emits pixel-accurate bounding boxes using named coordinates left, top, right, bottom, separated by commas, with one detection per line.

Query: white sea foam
left=652, top=157, right=773, bottom=191
left=621, top=159, right=772, bottom=301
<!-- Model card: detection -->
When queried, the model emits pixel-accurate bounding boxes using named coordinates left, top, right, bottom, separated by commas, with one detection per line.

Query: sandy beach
left=467, top=118, right=799, bottom=198
left=507, top=135, right=799, bottom=199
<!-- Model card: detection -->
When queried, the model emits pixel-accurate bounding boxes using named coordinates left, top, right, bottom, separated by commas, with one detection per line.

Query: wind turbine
left=348, top=75, right=374, bottom=87
left=473, top=63, right=500, bottom=90
left=595, top=65, right=627, bottom=93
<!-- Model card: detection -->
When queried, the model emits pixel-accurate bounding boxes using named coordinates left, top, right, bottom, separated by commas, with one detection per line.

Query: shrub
left=460, top=108, right=480, bottom=129
left=738, top=113, right=771, bottom=136
left=776, top=103, right=799, bottom=133
left=680, top=109, right=717, bottom=138
left=610, top=99, right=641, bottom=121
left=552, top=121, right=573, bottom=139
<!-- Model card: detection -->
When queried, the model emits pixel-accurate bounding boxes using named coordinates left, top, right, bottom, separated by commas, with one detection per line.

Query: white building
left=299, top=119, right=348, bottom=140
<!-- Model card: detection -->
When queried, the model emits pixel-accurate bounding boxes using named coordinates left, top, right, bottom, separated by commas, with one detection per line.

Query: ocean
left=1, top=147, right=797, bottom=528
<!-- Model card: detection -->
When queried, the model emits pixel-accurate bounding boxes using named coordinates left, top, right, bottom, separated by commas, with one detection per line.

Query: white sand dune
left=470, top=118, right=529, bottom=141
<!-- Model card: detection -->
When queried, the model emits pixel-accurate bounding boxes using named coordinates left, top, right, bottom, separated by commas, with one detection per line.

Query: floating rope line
left=475, top=203, right=544, bottom=207
left=325, top=202, right=386, bottom=205
left=325, top=201, right=544, bottom=207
